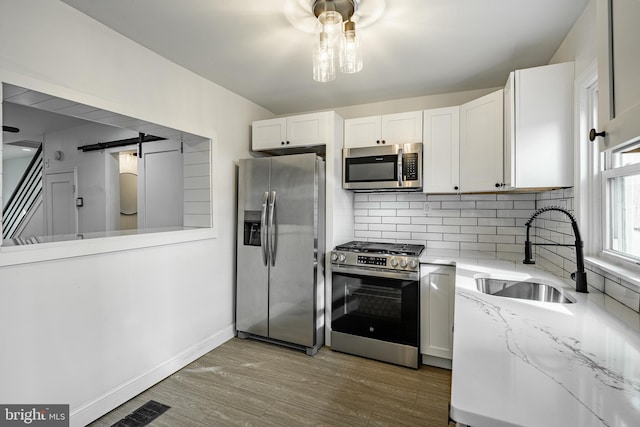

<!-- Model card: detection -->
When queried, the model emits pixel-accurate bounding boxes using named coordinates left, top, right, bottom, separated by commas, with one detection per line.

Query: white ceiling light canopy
left=312, top=0, right=363, bottom=82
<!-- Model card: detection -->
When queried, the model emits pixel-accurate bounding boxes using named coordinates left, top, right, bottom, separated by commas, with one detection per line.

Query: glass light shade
left=312, top=32, right=335, bottom=82
left=318, top=10, right=343, bottom=46
left=340, top=24, right=363, bottom=73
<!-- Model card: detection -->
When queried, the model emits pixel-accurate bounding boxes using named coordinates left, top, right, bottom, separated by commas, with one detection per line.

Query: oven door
left=331, top=269, right=419, bottom=347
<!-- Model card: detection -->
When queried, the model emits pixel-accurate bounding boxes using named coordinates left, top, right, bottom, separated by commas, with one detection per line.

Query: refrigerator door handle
left=269, top=190, right=277, bottom=266
left=397, top=147, right=404, bottom=187
left=261, top=191, right=269, bottom=266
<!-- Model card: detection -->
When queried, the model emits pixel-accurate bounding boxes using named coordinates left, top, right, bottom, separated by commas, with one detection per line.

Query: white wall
left=550, top=0, right=597, bottom=76
left=2, top=155, right=32, bottom=199
left=0, top=1, right=272, bottom=426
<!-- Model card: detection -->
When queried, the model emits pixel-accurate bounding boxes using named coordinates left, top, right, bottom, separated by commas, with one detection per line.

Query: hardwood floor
left=89, top=338, right=452, bottom=426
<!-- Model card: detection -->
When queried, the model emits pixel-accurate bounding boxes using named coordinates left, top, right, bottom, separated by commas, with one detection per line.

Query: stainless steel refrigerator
left=236, top=153, right=325, bottom=355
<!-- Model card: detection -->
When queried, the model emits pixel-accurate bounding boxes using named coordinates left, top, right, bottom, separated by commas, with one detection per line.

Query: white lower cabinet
left=420, top=263, right=456, bottom=365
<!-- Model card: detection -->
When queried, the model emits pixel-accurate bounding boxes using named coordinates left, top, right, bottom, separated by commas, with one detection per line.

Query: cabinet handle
left=376, top=140, right=381, bottom=144
left=281, top=141, right=285, bottom=145
left=589, top=129, right=606, bottom=142
left=381, top=140, right=386, bottom=144
left=495, top=183, right=501, bottom=188
left=286, top=141, right=290, bottom=145
left=454, top=186, right=459, bottom=191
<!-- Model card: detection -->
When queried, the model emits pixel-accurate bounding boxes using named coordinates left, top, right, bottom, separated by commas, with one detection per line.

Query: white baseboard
left=70, top=325, right=235, bottom=427
left=421, top=354, right=452, bottom=370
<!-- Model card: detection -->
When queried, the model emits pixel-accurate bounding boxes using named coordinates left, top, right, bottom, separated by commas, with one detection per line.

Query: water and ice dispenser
left=243, top=211, right=262, bottom=246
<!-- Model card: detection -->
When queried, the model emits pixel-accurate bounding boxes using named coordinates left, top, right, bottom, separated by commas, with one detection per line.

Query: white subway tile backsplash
left=369, top=223, right=397, bottom=232
left=461, top=194, right=497, bottom=201
left=398, top=224, right=428, bottom=233
left=383, top=231, right=410, bottom=240
left=412, top=232, right=443, bottom=241
left=478, top=218, right=515, bottom=227
left=412, top=217, right=443, bottom=225
left=476, top=201, right=514, bottom=209
left=427, top=241, right=460, bottom=250
left=443, top=217, right=478, bottom=226
left=460, top=210, right=497, bottom=218
left=479, top=234, right=516, bottom=244
left=461, top=242, right=496, bottom=251
left=442, top=201, right=476, bottom=209
left=368, top=194, right=398, bottom=202
left=354, top=201, right=380, bottom=209
left=354, top=216, right=381, bottom=224
left=397, top=193, right=427, bottom=202
left=445, top=234, right=478, bottom=242
left=460, top=226, right=497, bottom=235
left=368, top=209, right=397, bottom=217
left=354, top=230, right=382, bottom=239
left=605, top=279, right=640, bottom=311
left=397, top=209, right=428, bottom=217
left=382, top=216, right=411, bottom=224
left=381, top=201, right=410, bottom=209
left=428, top=225, right=460, bottom=233
left=349, top=189, right=638, bottom=312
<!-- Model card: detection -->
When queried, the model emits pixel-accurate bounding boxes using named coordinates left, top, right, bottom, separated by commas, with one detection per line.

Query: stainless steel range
left=330, top=241, right=425, bottom=369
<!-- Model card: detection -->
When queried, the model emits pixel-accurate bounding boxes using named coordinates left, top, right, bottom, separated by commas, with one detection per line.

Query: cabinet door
left=420, top=264, right=455, bottom=360
left=286, top=112, right=328, bottom=148
left=423, top=107, right=460, bottom=193
left=505, top=63, right=574, bottom=189
left=344, top=116, right=382, bottom=148
left=381, top=111, right=424, bottom=144
left=597, top=0, right=640, bottom=151
left=252, top=117, right=287, bottom=151
left=459, top=90, right=504, bottom=192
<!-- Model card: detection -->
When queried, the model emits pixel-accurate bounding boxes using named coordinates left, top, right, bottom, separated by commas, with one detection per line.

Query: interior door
left=44, top=170, right=77, bottom=236
left=137, top=140, right=183, bottom=229
left=268, top=154, right=319, bottom=347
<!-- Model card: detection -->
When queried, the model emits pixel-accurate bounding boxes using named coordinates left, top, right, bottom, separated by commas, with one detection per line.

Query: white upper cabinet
left=597, top=0, right=640, bottom=151
left=344, top=111, right=423, bottom=148
left=459, top=90, right=504, bottom=193
left=503, top=62, right=574, bottom=189
left=423, top=106, right=460, bottom=193
left=252, top=112, right=330, bottom=151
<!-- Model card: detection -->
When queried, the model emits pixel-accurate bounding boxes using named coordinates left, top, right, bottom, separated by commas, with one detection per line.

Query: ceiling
left=58, top=1, right=586, bottom=115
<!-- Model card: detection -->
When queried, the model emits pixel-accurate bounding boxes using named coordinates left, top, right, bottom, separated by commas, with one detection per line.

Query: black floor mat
left=111, top=400, right=170, bottom=427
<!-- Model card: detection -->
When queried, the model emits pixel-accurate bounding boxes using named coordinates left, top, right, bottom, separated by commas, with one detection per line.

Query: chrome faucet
left=523, top=206, right=589, bottom=293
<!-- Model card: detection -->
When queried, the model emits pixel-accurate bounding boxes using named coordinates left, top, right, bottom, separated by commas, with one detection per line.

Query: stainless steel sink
left=475, top=278, right=574, bottom=304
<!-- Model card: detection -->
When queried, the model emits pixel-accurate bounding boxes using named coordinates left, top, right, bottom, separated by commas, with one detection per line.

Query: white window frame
left=578, top=61, right=640, bottom=277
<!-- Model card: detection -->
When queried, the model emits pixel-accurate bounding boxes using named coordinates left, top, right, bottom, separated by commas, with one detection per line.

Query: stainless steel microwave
left=342, top=143, right=423, bottom=191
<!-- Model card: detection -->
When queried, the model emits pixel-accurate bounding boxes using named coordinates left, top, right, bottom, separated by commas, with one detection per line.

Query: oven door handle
left=397, top=148, right=404, bottom=187
left=331, top=264, right=419, bottom=281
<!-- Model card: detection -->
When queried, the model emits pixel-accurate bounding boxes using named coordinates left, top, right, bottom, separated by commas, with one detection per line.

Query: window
left=602, top=142, right=640, bottom=261
left=2, top=83, right=213, bottom=247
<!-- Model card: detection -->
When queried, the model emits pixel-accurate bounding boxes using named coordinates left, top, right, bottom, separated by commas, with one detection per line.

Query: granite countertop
left=420, top=251, right=640, bottom=427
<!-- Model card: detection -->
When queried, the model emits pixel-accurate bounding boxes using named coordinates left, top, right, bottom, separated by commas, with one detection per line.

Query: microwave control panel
left=403, top=153, right=419, bottom=181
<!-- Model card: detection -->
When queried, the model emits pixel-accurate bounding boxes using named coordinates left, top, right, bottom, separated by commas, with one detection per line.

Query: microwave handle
left=397, top=148, right=403, bottom=187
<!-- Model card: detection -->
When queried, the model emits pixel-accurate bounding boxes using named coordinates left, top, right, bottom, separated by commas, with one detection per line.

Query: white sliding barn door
left=137, top=140, right=183, bottom=230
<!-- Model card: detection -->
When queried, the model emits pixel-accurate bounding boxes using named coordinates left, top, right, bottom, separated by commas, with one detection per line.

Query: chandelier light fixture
left=312, top=0, right=363, bottom=82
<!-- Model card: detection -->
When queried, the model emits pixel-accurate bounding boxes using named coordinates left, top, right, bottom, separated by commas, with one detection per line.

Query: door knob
left=589, top=129, right=606, bottom=142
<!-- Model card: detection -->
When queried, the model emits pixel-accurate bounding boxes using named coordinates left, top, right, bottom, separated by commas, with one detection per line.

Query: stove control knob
left=330, top=252, right=338, bottom=262
left=338, top=253, right=346, bottom=263
left=400, top=258, right=408, bottom=268
left=390, top=258, right=399, bottom=267
left=409, top=259, right=418, bottom=269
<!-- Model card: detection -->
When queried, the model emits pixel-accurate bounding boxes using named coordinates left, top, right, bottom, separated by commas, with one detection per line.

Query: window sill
left=0, top=226, right=217, bottom=267
left=585, top=254, right=640, bottom=292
